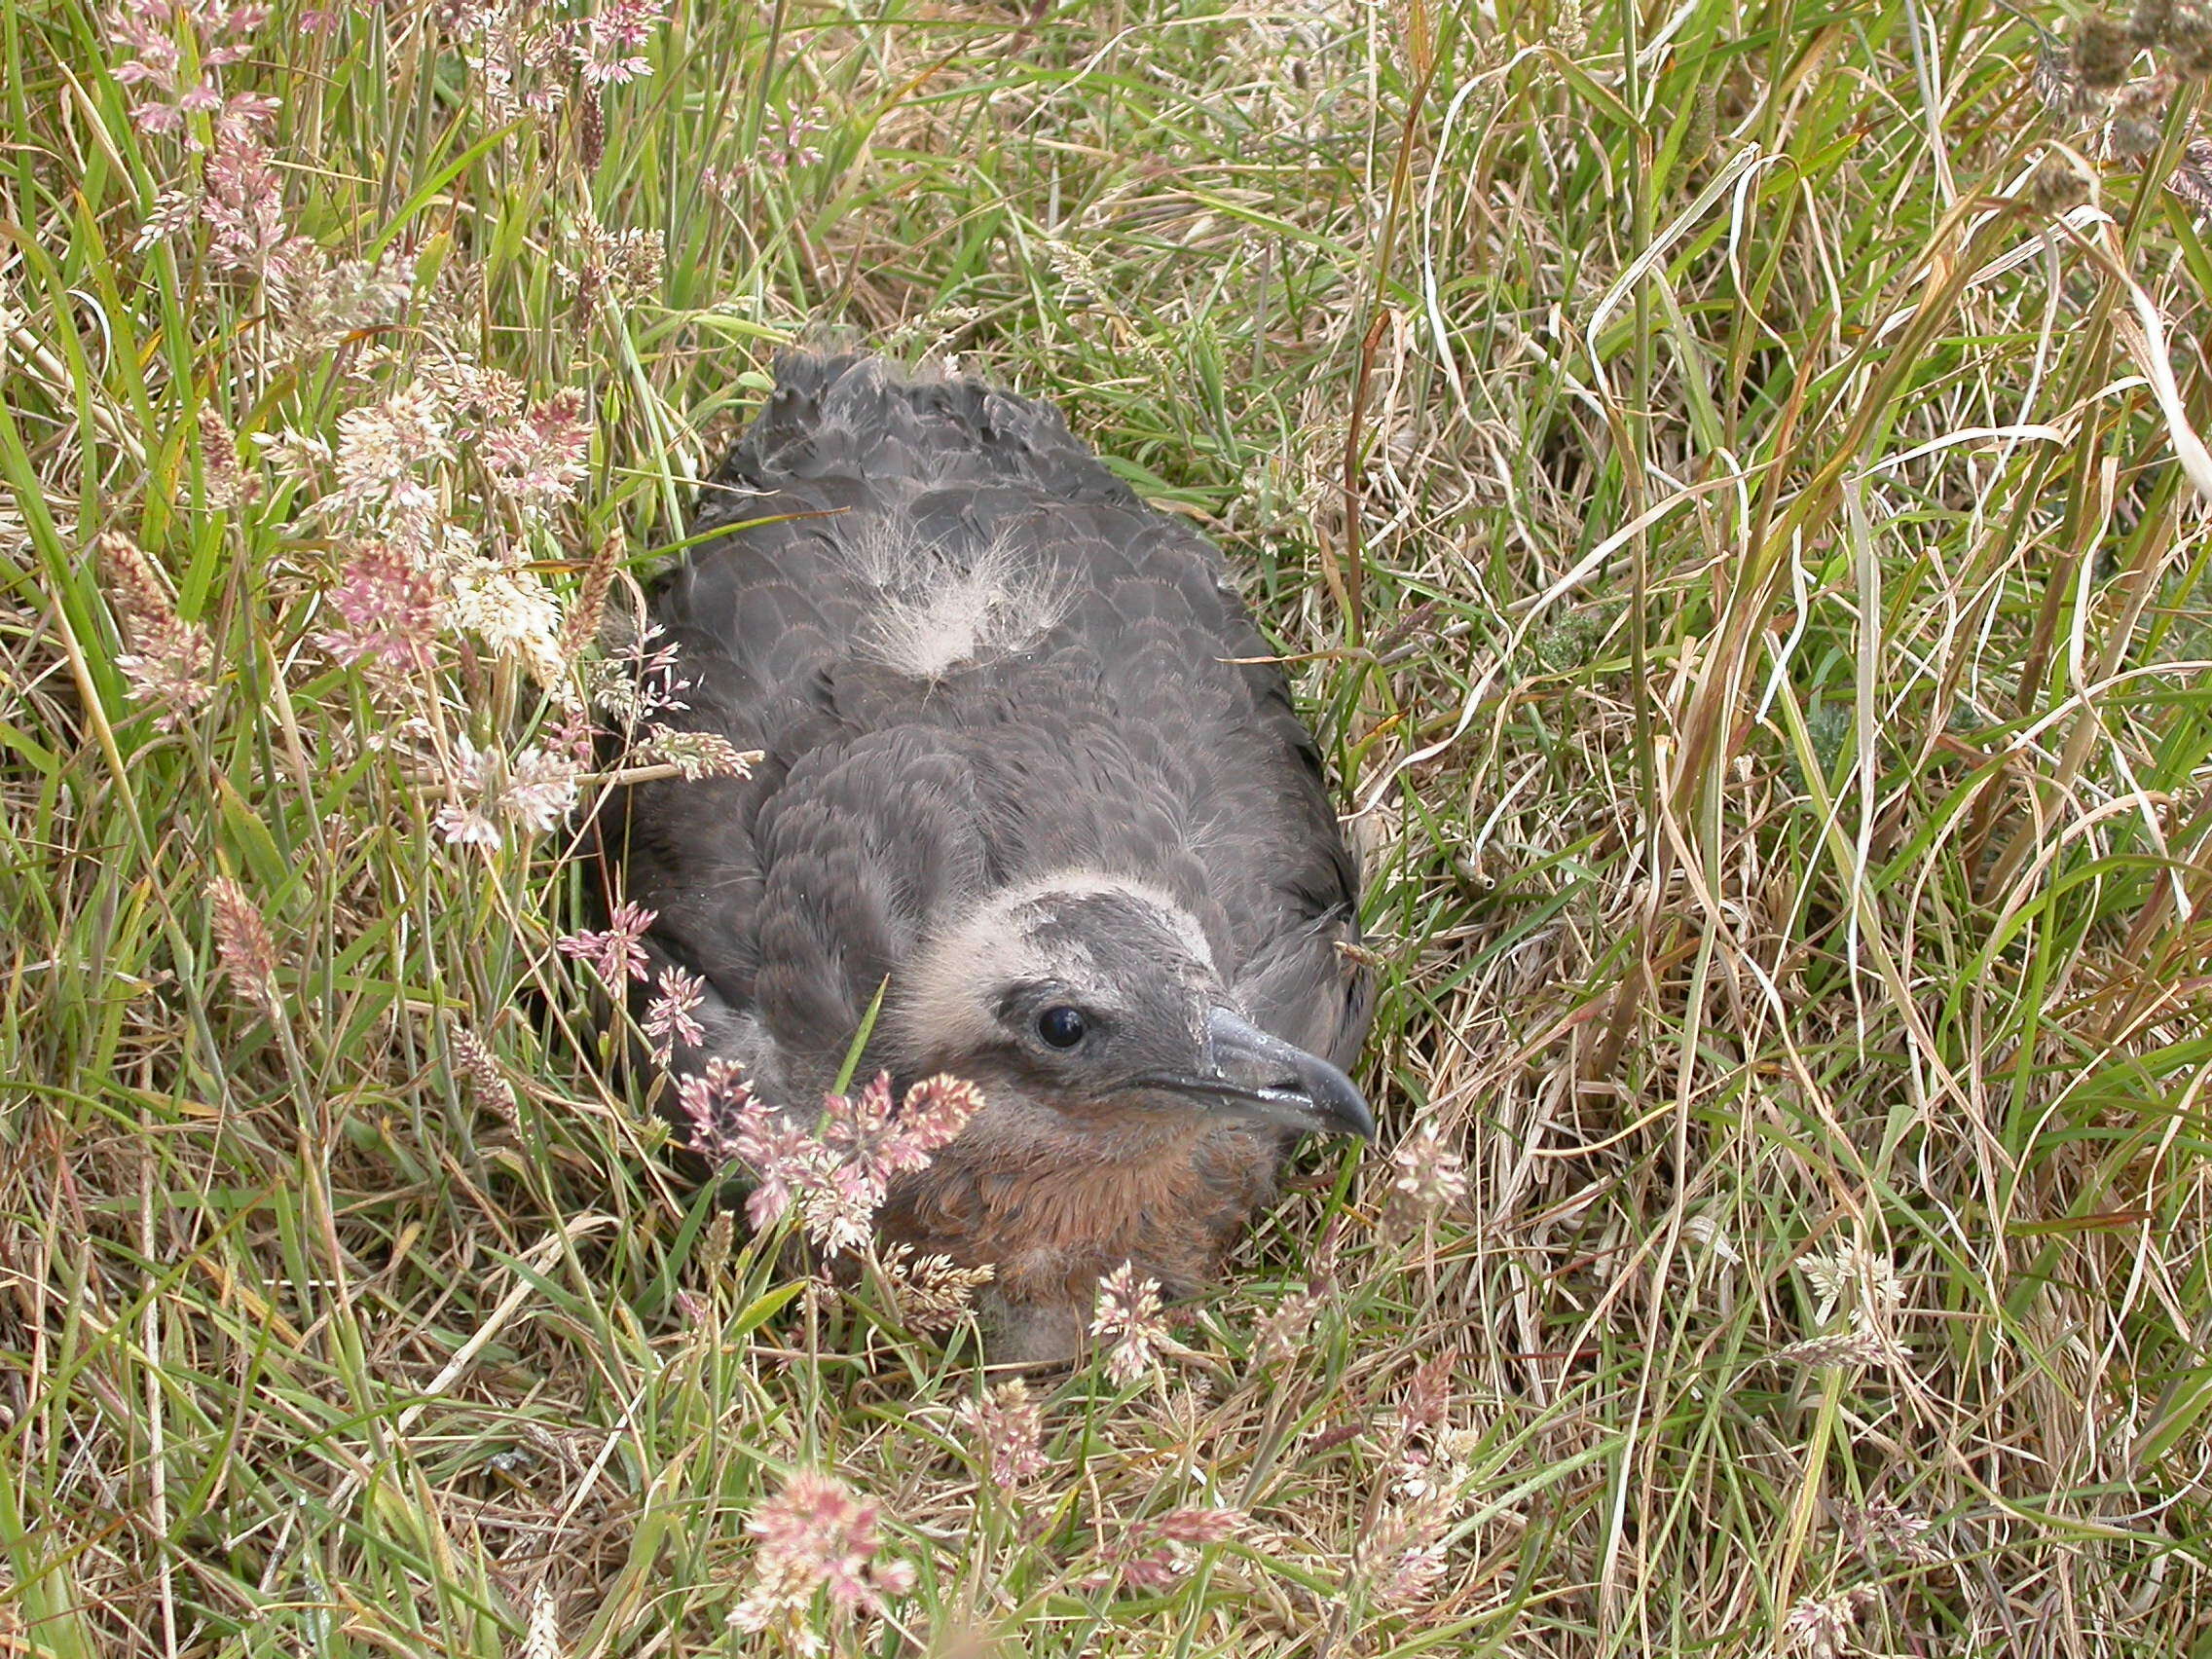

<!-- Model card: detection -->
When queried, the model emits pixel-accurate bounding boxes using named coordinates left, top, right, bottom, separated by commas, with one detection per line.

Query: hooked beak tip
left=1328, top=1085, right=1380, bottom=1142
left=1199, top=1007, right=1375, bottom=1141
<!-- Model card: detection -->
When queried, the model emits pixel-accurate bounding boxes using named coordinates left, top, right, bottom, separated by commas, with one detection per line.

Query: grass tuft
left=5, top=0, right=2212, bottom=1652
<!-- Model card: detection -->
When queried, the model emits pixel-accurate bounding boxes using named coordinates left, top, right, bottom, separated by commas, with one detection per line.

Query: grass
left=4, top=0, right=2212, bottom=1651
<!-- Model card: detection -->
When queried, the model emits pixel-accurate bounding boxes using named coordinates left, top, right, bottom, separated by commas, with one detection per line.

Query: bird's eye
left=1036, top=1005, right=1088, bottom=1049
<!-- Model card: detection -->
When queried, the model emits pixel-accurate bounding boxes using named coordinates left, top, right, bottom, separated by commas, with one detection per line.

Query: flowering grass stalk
left=669, top=1061, right=981, bottom=1253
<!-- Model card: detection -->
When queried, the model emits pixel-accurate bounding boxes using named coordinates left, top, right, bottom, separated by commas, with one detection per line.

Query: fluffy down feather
left=601, top=351, right=1374, bottom=1360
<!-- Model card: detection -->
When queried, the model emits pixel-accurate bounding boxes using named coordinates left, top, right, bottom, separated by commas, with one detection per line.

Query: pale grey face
left=896, top=876, right=1372, bottom=1139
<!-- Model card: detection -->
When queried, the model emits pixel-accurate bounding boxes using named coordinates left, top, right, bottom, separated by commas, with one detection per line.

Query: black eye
left=1036, top=1005, right=1088, bottom=1049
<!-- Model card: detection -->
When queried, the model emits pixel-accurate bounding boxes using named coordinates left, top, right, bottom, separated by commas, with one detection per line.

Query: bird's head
left=892, top=874, right=1374, bottom=1142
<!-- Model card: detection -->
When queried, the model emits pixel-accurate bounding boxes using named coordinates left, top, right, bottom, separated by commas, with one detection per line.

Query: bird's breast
left=878, top=1120, right=1278, bottom=1309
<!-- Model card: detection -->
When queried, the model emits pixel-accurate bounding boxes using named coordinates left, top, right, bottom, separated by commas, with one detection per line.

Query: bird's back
left=613, top=351, right=1369, bottom=1101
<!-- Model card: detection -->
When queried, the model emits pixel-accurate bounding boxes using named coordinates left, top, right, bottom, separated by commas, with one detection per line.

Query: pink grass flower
left=315, top=543, right=438, bottom=673
left=960, top=1379, right=1049, bottom=1490
left=820, top=1071, right=982, bottom=1188
left=732, top=1113, right=835, bottom=1235
left=1388, top=1124, right=1467, bottom=1211
left=598, top=0, right=665, bottom=51
left=1082, top=1506, right=1244, bottom=1595
left=668, top=1058, right=754, bottom=1163
left=107, top=0, right=273, bottom=136
left=130, top=100, right=186, bottom=133
left=558, top=900, right=656, bottom=986
left=669, top=1068, right=982, bottom=1256
left=1253, top=1282, right=1323, bottom=1368
left=99, top=532, right=215, bottom=731
left=1091, top=1261, right=1167, bottom=1385
left=757, top=107, right=829, bottom=168
left=570, top=0, right=666, bottom=85
left=482, top=387, right=591, bottom=516
left=642, top=965, right=706, bottom=1060
left=1782, top=1587, right=1877, bottom=1657
left=798, top=1161, right=880, bottom=1254
left=203, top=131, right=306, bottom=282
left=206, top=875, right=280, bottom=1017
left=729, top=1470, right=913, bottom=1640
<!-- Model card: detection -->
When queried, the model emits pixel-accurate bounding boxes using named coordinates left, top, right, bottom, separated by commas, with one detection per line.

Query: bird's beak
left=1163, top=1007, right=1376, bottom=1140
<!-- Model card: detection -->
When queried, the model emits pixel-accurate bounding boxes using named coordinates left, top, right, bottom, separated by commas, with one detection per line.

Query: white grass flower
left=523, top=1582, right=563, bottom=1659
left=1253, top=1284, right=1322, bottom=1368
left=332, top=381, right=452, bottom=518
left=433, top=736, right=577, bottom=847
left=1802, top=1244, right=1904, bottom=1327
left=276, top=253, right=415, bottom=352
left=642, top=725, right=758, bottom=779
left=434, top=804, right=501, bottom=847
left=446, top=558, right=569, bottom=685
left=872, top=1244, right=993, bottom=1337
left=1782, top=1586, right=1876, bottom=1656
left=1771, top=1330, right=1904, bottom=1371
left=503, top=745, right=579, bottom=832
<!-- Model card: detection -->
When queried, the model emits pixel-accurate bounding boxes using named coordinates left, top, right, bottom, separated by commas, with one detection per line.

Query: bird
left=603, top=350, right=1376, bottom=1363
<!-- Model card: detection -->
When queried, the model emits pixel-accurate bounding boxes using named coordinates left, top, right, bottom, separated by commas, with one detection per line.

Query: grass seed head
left=1092, top=1261, right=1167, bottom=1385
left=960, top=1378, right=1049, bottom=1488
left=205, top=876, right=280, bottom=1017
left=2075, top=12, right=2140, bottom=87
left=446, top=1018, right=518, bottom=1121
left=99, top=533, right=215, bottom=730
left=730, top=1470, right=914, bottom=1643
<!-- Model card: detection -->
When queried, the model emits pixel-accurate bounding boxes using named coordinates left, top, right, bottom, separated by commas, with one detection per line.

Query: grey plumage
left=604, top=351, right=1375, bottom=1359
